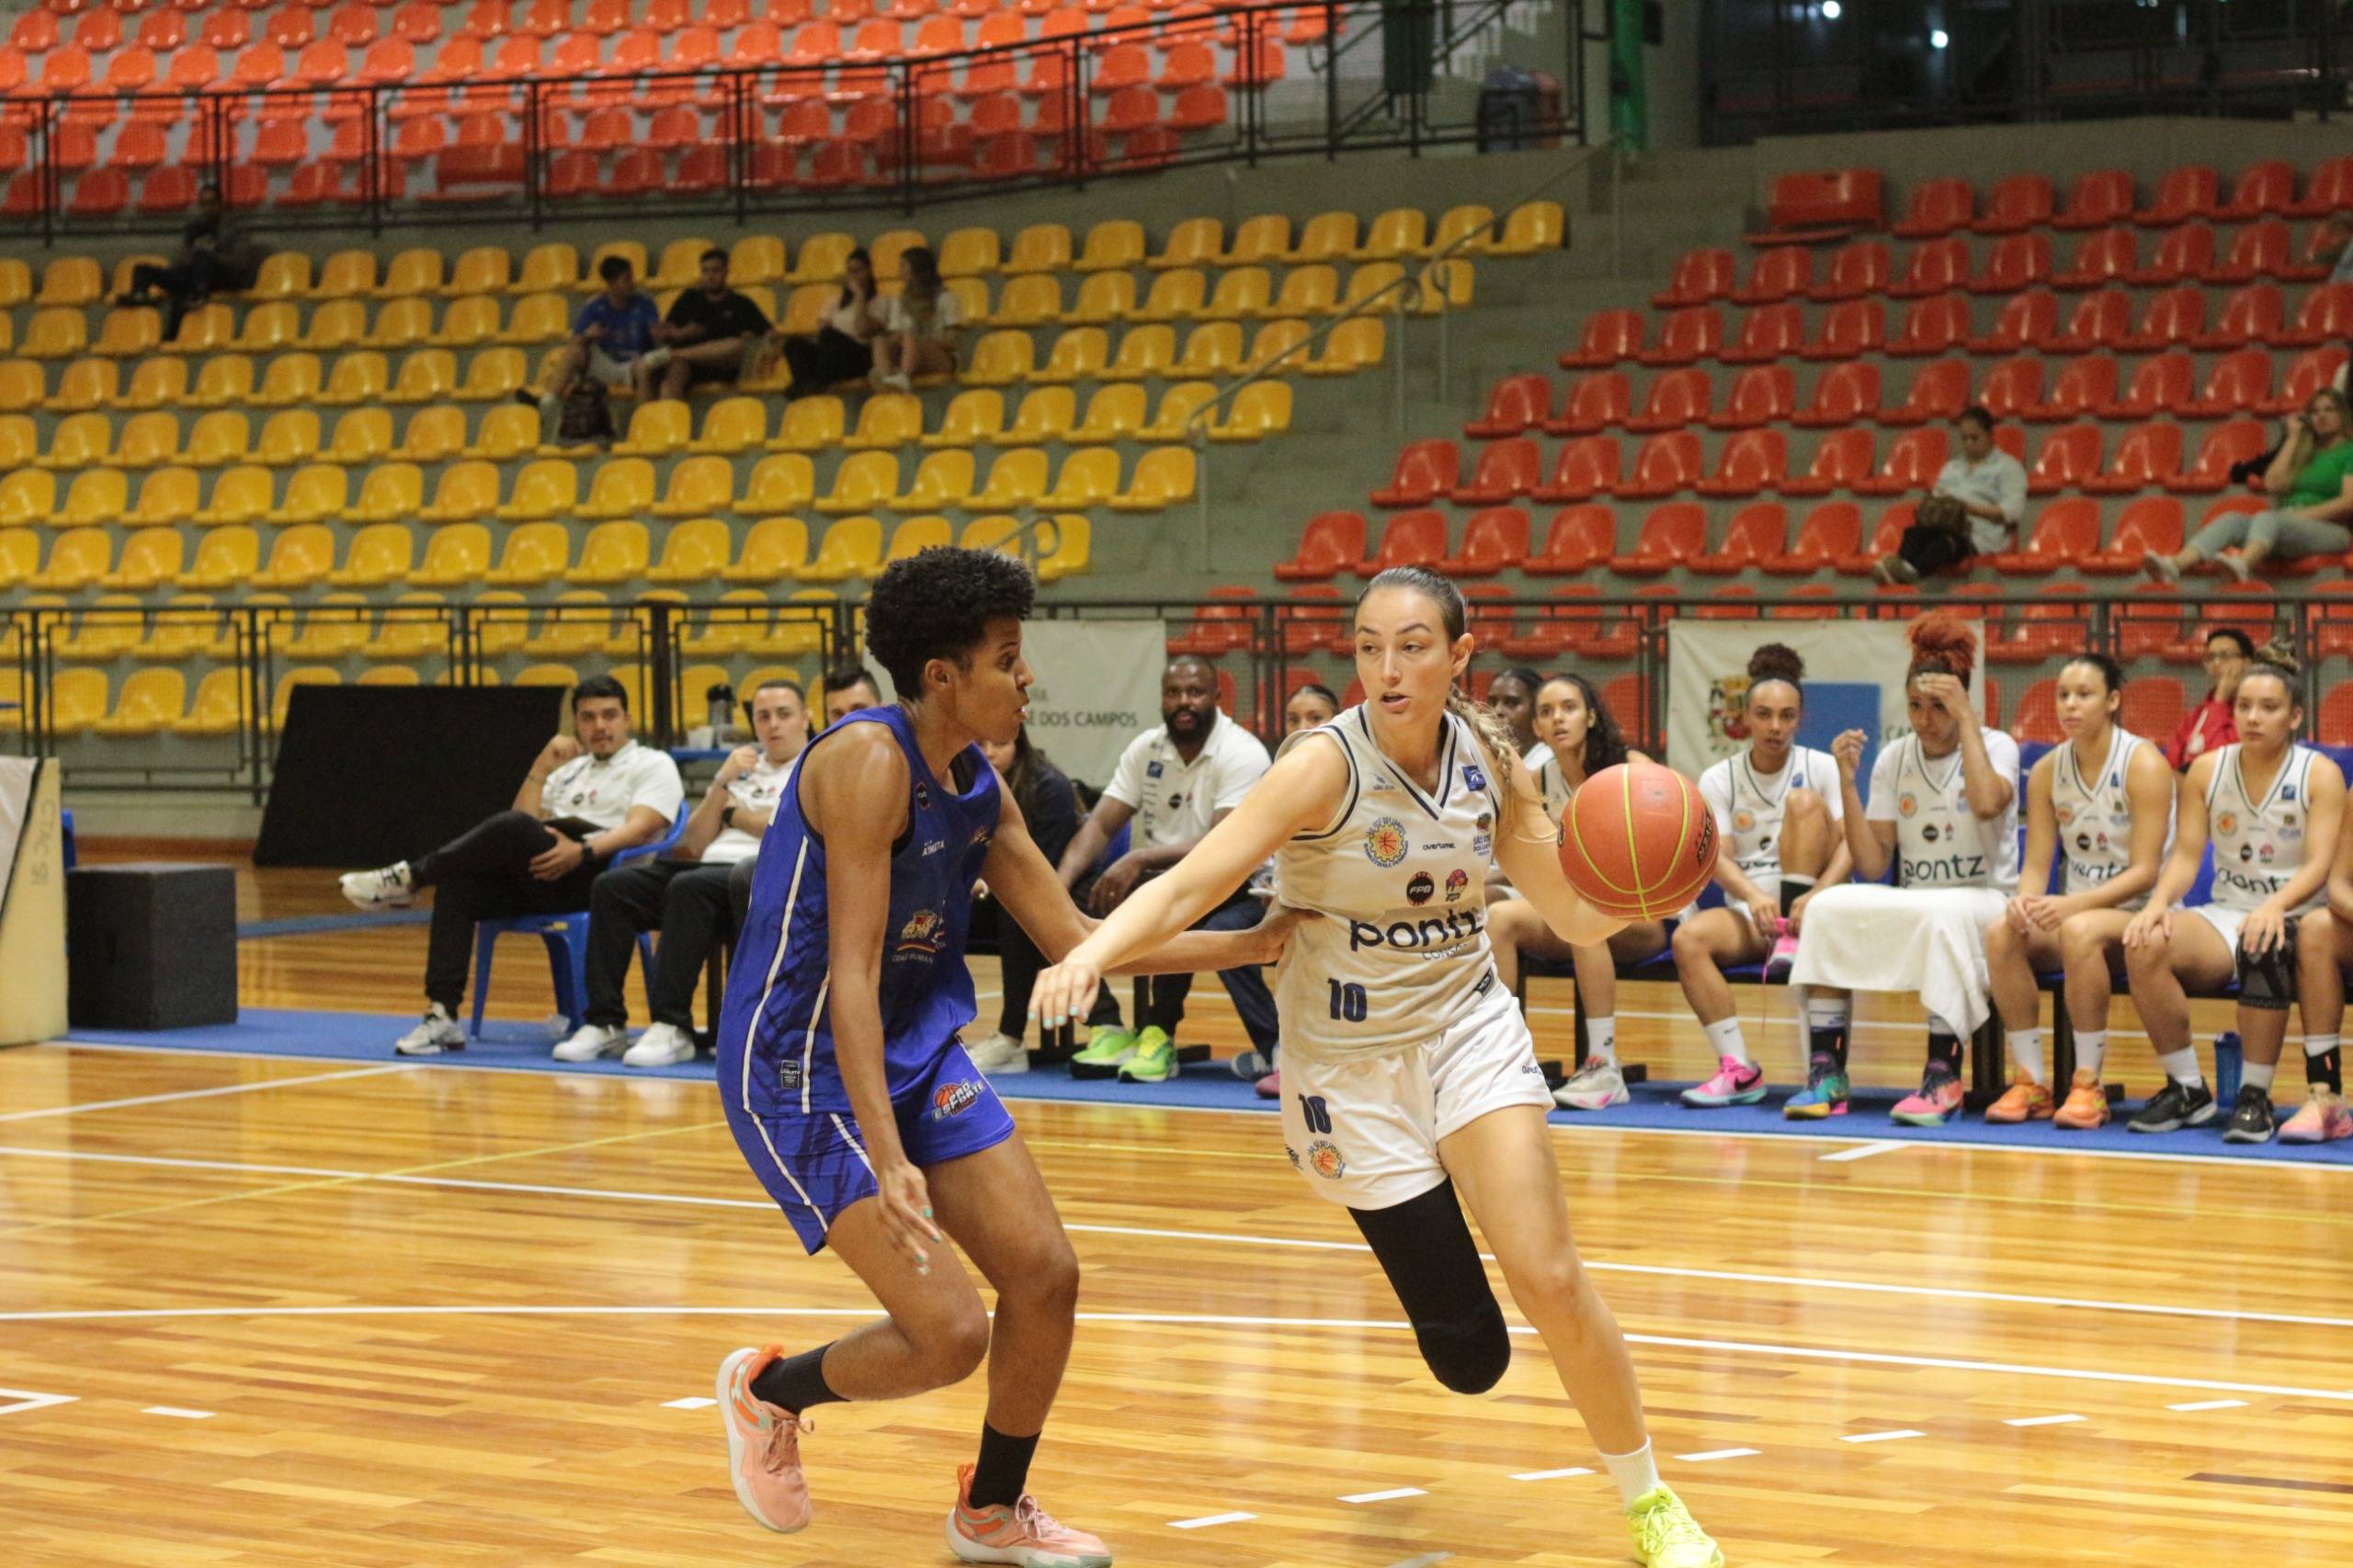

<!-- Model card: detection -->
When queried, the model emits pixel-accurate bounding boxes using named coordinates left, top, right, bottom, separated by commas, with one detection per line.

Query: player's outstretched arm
left=1488, top=742, right=1625, bottom=949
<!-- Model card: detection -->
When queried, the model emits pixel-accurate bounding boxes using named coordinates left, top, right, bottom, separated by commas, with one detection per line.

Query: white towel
left=1788, top=884, right=2009, bottom=1036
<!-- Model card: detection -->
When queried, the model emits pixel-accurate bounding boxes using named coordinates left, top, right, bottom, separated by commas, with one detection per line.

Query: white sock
left=1703, top=1016, right=1751, bottom=1067
left=2243, top=1061, right=2277, bottom=1093
left=2305, top=1033, right=2340, bottom=1060
left=2007, top=1028, right=2046, bottom=1087
left=2158, top=1047, right=2203, bottom=1086
left=1598, top=1438, right=1662, bottom=1507
left=2075, top=1029, right=2107, bottom=1079
left=1804, top=995, right=1851, bottom=1031
left=1586, top=1015, right=1618, bottom=1069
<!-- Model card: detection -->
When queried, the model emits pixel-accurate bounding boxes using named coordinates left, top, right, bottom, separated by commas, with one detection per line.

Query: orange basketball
left=1557, top=760, right=1719, bottom=921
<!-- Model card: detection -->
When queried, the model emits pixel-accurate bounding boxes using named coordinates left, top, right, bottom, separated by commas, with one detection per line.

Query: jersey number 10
left=1326, top=980, right=1368, bottom=1023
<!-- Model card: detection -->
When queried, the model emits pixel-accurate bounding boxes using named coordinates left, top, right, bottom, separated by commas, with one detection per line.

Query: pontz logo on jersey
left=1406, top=872, right=1435, bottom=905
left=932, top=1080, right=982, bottom=1119
left=1363, top=816, right=1408, bottom=868
left=1444, top=869, right=1468, bottom=903
left=1307, top=1140, right=1346, bottom=1179
left=1350, top=908, right=1485, bottom=953
left=896, top=908, right=945, bottom=956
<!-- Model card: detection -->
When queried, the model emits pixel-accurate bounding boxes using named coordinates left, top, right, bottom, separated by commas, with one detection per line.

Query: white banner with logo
left=1665, top=619, right=1988, bottom=787
left=0, top=757, right=67, bottom=1046
left=1015, top=619, right=1168, bottom=786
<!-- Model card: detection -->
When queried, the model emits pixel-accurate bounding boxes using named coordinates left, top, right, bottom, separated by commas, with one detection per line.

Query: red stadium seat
left=1608, top=503, right=1706, bottom=575
left=1780, top=427, right=1874, bottom=496
left=1449, top=437, right=1541, bottom=506
left=1970, top=290, right=2057, bottom=353
left=1732, top=245, right=1811, bottom=305
left=2217, top=219, right=2326, bottom=285
left=1354, top=508, right=1448, bottom=578
left=2118, top=585, right=2198, bottom=663
left=1370, top=438, right=1457, bottom=507
left=1272, top=509, right=1364, bottom=580
left=2052, top=288, right=2131, bottom=350
left=1854, top=426, right=1947, bottom=495
left=2136, top=165, right=2219, bottom=226
left=1708, top=364, right=1796, bottom=430
left=1523, top=506, right=1615, bottom=574
left=1875, top=358, right=1963, bottom=427
left=1547, top=371, right=1629, bottom=435
left=1689, top=501, right=1786, bottom=574
left=2053, top=168, right=2134, bottom=230
left=2135, top=225, right=2226, bottom=290
left=2219, top=160, right=2296, bottom=221
left=1886, top=293, right=1969, bottom=357
left=2281, top=284, right=2353, bottom=347
left=2194, top=283, right=2285, bottom=349
left=1969, top=233, right=2050, bottom=294
left=1696, top=430, right=1786, bottom=498
left=1167, top=587, right=1258, bottom=655
left=1808, top=239, right=1890, bottom=302
left=1692, top=585, right=1761, bottom=621
left=2080, top=496, right=2183, bottom=575
left=1531, top=436, right=1620, bottom=503
left=1465, top=373, right=1552, bottom=439
left=1887, top=237, right=1965, bottom=299
left=1761, top=501, right=1861, bottom=575
left=2082, top=423, right=2183, bottom=494
left=2120, top=676, right=2188, bottom=744
left=65, top=166, right=126, bottom=217
left=2170, top=419, right=2268, bottom=494
left=1972, top=356, right=2042, bottom=423
left=1763, top=168, right=1881, bottom=237
left=1835, top=502, right=1915, bottom=575
left=1559, top=309, right=1645, bottom=369
left=2120, top=286, right=2206, bottom=351
left=2103, top=351, right=2194, bottom=419
left=1793, top=360, right=1881, bottom=428
left=1436, top=506, right=1529, bottom=577
left=1617, top=431, right=1703, bottom=499
left=1719, top=303, right=1803, bottom=365
left=2172, top=348, right=2269, bottom=419
left=1654, top=247, right=1733, bottom=309
left=1893, top=176, right=1972, bottom=238
left=2008, top=679, right=2063, bottom=744
left=1801, top=299, right=1884, bottom=361
left=1973, top=172, right=2053, bottom=233
left=1987, top=499, right=2101, bottom=574
left=2032, top=354, right=2120, bottom=422
left=1637, top=306, right=1723, bottom=368
left=2272, top=347, right=2350, bottom=415
left=2055, top=227, right=2135, bottom=291
left=1626, top=368, right=1711, bottom=433
left=2290, top=154, right=2353, bottom=217
left=1277, top=588, right=1345, bottom=656
left=2026, top=423, right=2102, bottom=494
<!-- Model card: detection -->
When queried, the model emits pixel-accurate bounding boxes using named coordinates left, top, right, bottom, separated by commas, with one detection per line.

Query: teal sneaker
left=1782, top=1050, right=1850, bottom=1119
left=1068, top=1025, right=1136, bottom=1081
left=1118, top=1026, right=1176, bottom=1084
left=1627, top=1484, right=1722, bottom=1568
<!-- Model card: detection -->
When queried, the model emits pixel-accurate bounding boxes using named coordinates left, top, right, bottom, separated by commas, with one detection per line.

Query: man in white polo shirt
left=1052, top=654, right=1280, bottom=1085
left=337, top=673, right=686, bottom=1056
left=556, top=676, right=810, bottom=1068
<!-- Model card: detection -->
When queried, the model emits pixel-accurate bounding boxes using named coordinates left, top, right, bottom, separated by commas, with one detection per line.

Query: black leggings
left=1348, top=1179, right=1512, bottom=1395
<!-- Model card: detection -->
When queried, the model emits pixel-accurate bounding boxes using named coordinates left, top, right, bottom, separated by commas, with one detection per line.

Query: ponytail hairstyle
left=1905, top=612, right=1979, bottom=691
left=2241, top=638, right=2303, bottom=706
left=1745, top=642, right=1806, bottom=708
left=1358, top=564, right=1519, bottom=766
left=2061, top=651, right=2126, bottom=696
left=1540, top=671, right=1631, bottom=777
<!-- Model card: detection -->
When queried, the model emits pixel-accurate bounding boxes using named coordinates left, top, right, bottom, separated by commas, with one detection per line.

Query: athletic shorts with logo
left=1277, top=978, right=1554, bottom=1211
left=722, top=1039, right=1015, bottom=1254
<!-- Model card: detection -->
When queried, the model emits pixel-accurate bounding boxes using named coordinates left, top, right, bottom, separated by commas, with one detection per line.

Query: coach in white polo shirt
left=337, top=673, right=686, bottom=1056
left=1052, top=654, right=1280, bottom=1085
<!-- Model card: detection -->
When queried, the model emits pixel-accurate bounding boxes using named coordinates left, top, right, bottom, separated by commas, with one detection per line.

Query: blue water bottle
left=2213, top=1030, right=2243, bottom=1105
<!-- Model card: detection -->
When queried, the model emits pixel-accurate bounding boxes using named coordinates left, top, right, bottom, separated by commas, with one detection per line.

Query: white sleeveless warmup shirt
left=2049, top=726, right=2156, bottom=908
left=1865, top=731, right=2022, bottom=893
left=1697, top=745, right=1842, bottom=900
left=2203, top=743, right=2323, bottom=915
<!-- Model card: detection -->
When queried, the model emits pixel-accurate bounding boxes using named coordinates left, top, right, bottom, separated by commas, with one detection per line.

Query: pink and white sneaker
left=1679, top=1054, right=1767, bottom=1108
left=1891, top=1065, right=1964, bottom=1127
left=946, top=1461, right=1113, bottom=1567
left=1762, top=920, right=1800, bottom=983
left=2279, top=1086, right=2353, bottom=1144
left=716, top=1346, right=813, bottom=1533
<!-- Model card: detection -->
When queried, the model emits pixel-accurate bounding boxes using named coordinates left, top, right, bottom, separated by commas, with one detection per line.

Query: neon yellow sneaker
left=1628, top=1484, right=1722, bottom=1568
left=1067, top=1025, right=1136, bottom=1080
left=1118, top=1026, right=1176, bottom=1084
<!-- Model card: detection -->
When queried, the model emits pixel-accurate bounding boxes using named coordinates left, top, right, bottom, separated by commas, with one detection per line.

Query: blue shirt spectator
left=574, top=291, right=659, bottom=363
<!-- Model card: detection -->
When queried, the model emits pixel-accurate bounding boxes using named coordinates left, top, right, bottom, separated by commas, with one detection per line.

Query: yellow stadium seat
left=867, top=229, right=924, bottom=284
left=1203, top=267, right=1272, bottom=320
left=833, top=392, right=916, bottom=451
left=40, top=411, right=113, bottom=469
left=37, top=256, right=102, bottom=307
left=681, top=589, right=767, bottom=658
left=526, top=592, right=615, bottom=658
left=487, top=458, right=575, bottom=522
left=231, top=301, right=300, bottom=355
left=40, top=358, right=105, bottom=412
left=346, top=461, right=426, bottom=525
left=1427, top=202, right=1495, bottom=257
left=972, top=449, right=1048, bottom=510
left=1001, top=386, right=1075, bottom=446
left=95, top=308, right=159, bottom=359
left=52, top=601, right=139, bottom=666
left=31, top=528, right=113, bottom=591
left=945, top=277, right=991, bottom=331
left=379, top=247, right=445, bottom=299
left=358, top=665, right=422, bottom=687
left=25, top=308, right=89, bottom=359
left=779, top=283, right=834, bottom=336
left=604, top=663, right=654, bottom=716
left=319, top=350, right=388, bottom=404
left=50, top=468, right=127, bottom=528
left=251, top=524, right=337, bottom=590
left=445, top=245, right=512, bottom=297
left=784, top=233, right=853, bottom=285
left=1042, top=447, right=1120, bottom=508
left=255, top=409, right=322, bottom=467
left=176, top=525, right=260, bottom=589
left=1209, top=380, right=1291, bottom=442
left=279, top=594, right=373, bottom=660
left=734, top=454, right=815, bottom=515
left=815, top=451, right=899, bottom=516
left=961, top=513, right=1024, bottom=561
left=328, top=407, right=393, bottom=464
left=1064, top=270, right=1136, bottom=325
left=639, top=454, right=728, bottom=518
left=0, top=257, right=28, bottom=307
left=1171, top=322, right=1245, bottom=377
left=166, top=668, right=242, bottom=736
left=722, top=516, right=809, bottom=583
left=269, top=667, right=344, bottom=732
left=585, top=241, right=648, bottom=289
left=137, top=596, right=221, bottom=662
left=239, top=353, right=313, bottom=412
left=433, top=295, right=502, bottom=349
left=648, top=238, right=714, bottom=290
left=1034, top=327, right=1108, bottom=384
left=385, top=347, right=457, bottom=404
left=1225, top=214, right=1290, bottom=267
left=514, top=661, right=581, bottom=689
left=328, top=523, right=415, bottom=588
left=45, top=668, right=109, bottom=736
left=645, top=518, right=733, bottom=585
left=1148, top=216, right=1221, bottom=272
left=409, top=524, right=494, bottom=588
left=457, top=347, right=528, bottom=401
left=1071, top=383, right=1147, bottom=443
left=567, top=520, right=651, bottom=585
left=91, top=666, right=182, bottom=736
left=1138, top=381, right=1217, bottom=440
left=101, top=528, right=185, bottom=590
left=0, top=470, right=55, bottom=527
left=199, top=464, right=278, bottom=527
left=363, top=593, right=449, bottom=660
left=882, top=514, right=952, bottom=566
left=121, top=467, right=200, bottom=528
left=769, top=395, right=845, bottom=451
left=1415, top=257, right=1473, bottom=313
left=1069, top=220, right=1138, bottom=273
left=183, top=410, right=250, bottom=467
left=1035, top=513, right=1090, bottom=582
left=393, top=403, right=468, bottom=463
left=0, top=413, right=31, bottom=467
left=365, top=298, right=434, bottom=351
left=986, top=273, right=1059, bottom=328
left=496, top=291, right=571, bottom=347
left=1354, top=208, right=1428, bottom=260
left=1340, top=261, right=1406, bottom=313
left=612, top=401, right=690, bottom=459
left=1108, top=447, right=1195, bottom=510
left=470, top=590, right=529, bottom=657
left=800, top=516, right=883, bottom=582
left=920, top=389, right=1004, bottom=449
left=165, top=303, right=234, bottom=355
left=891, top=449, right=975, bottom=512
left=730, top=235, right=786, bottom=287
left=1302, top=315, right=1385, bottom=374
left=310, top=250, right=377, bottom=299
left=957, top=331, right=1031, bottom=387
left=1494, top=200, right=1563, bottom=256
left=1268, top=265, right=1340, bottom=317
left=576, top=457, right=654, bottom=519
left=462, top=403, right=539, bottom=462
left=512, top=243, right=578, bottom=295
left=937, top=227, right=1001, bottom=279
left=1290, top=210, right=1359, bottom=263
left=296, top=300, right=365, bottom=355
left=113, top=357, right=183, bottom=410
left=484, top=523, right=573, bottom=587
left=414, top=460, right=503, bottom=523
left=0, top=530, right=39, bottom=590
left=1138, top=269, right=1207, bottom=323
left=1102, top=324, right=1175, bottom=380
left=1243, top=318, right=1310, bottom=373
left=687, top=395, right=767, bottom=456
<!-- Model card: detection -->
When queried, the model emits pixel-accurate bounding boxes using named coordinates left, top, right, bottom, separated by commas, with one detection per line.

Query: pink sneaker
left=946, top=1461, right=1113, bottom=1567
left=2279, top=1086, right=2353, bottom=1144
left=1679, top=1054, right=1766, bottom=1108
left=1254, top=1069, right=1280, bottom=1099
left=1763, top=920, right=1799, bottom=983
left=1891, top=1065, right=1964, bottom=1127
left=717, top=1346, right=813, bottom=1533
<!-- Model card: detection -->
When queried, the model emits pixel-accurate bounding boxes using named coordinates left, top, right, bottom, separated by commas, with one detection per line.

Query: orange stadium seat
left=1708, top=364, right=1795, bottom=430
left=1354, top=509, right=1448, bottom=578
left=1811, top=239, right=1892, bottom=301
left=1523, top=506, right=1616, bottom=574
left=1627, top=368, right=1710, bottom=432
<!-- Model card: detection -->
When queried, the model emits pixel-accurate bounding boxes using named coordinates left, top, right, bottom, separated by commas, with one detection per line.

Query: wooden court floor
left=6, top=861, right=2353, bottom=1566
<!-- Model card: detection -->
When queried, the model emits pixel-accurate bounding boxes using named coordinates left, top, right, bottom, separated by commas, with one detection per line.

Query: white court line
left=1340, top=1488, right=1427, bottom=1504
left=2004, top=1414, right=2086, bottom=1427
left=0, top=1387, right=77, bottom=1416
left=142, top=1406, right=213, bottom=1419
left=661, top=1396, right=717, bottom=1410
left=1818, top=1140, right=1907, bottom=1163
left=1677, top=1449, right=1759, bottom=1462
left=0, top=1063, right=409, bottom=1124
left=1168, top=1513, right=1256, bottom=1530
left=2168, top=1399, right=2250, bottom=1412
left=1509, top=1467, right=1594, bottom=1482
left=0, top=1145, right=361, bottom=1179
left=1840, top=1430, right=1926, bottom=1444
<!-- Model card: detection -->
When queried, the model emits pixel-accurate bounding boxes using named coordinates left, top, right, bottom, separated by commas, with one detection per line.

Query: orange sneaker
left=946, top=1461, right=1113, bottom=1567
left=1984, top=1074, right=2054, bottom=1124
left=2052, top=1069, right=2109, bottom=1131
left=717, top=1346, right=813, bottom=1533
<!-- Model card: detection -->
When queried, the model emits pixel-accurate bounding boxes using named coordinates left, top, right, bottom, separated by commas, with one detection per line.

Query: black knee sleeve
left=2237, top=921, right=2299, bottom=1012
left=1348, top=1180, right=1511, bottom=1395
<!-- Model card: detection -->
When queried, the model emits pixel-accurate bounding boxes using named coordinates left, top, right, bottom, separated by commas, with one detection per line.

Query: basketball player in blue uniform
left=710, top=547, right=1302, bottom=1567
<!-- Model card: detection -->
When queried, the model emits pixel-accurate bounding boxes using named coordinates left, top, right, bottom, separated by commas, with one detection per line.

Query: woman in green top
left=2149, top=388, right=2353, bottom=581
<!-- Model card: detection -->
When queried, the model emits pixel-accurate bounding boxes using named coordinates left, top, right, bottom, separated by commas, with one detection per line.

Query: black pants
left=130, top=256, right=227, bottom=340
left=1896, top=525, right=1974, bottom=577
left=413, top=811, right=605, bottom=1013
left=994, top=902, right=1120, bottom=1042
left=1116, top=890, right=1280, bottom=1050
left=584, top=858, right=738, bottom=1029
left=782, top=325, right=870, bottom=394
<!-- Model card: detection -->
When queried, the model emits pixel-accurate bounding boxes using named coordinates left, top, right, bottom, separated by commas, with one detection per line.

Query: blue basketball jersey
left=718, top=704, right=1000, bottom=1119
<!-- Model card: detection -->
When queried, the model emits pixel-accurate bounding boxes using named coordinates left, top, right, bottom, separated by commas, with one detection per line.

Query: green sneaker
left=1118, top=1027, right=1177, bottom=1085
left=1068, top=1025, right=1136, bottom=1080
left=1627, top=1485, right=1723, bottom=1568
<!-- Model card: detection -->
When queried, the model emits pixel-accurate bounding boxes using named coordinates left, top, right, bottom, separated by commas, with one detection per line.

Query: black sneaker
left=2222, top=1085, right=2278, bottom=1144
left=2128, top=1079, right=2216, bottom=1133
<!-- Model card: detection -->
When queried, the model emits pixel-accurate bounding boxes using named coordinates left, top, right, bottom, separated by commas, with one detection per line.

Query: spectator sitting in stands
left=871, top=245, right=965, bottom=393
left=819, top=663, right=884, bottom=728
left=641, top=248, right=784, bottom=403
left=780, top=247, right=883, bottom=397
left=117, top=182, right=263, bottom=341
left=2165, top=627, right=2253, bottom=771
left=525, top=254, right=662, bottom=426
left=2146, top=388, right=2353, bottom=583
left=1874, top=405, right=2026, bottom=585
left=1283, top=681, right=1340, bottom=735
left=555, top=676, right=810, bottom=1068
left=338, top=674, right=686, bottom=1057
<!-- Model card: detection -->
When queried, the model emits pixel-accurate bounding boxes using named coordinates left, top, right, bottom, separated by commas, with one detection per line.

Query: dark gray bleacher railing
left=1, top=0, right=1579, bottom=243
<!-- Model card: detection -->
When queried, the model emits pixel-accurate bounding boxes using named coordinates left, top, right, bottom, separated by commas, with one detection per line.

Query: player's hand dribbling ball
left=1557, top=760, right=1719, bottom=921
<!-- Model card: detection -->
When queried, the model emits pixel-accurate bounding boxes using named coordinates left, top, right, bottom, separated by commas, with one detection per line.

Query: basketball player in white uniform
left=2287, top=802, right=2353, bottom=1143
left=1671, top=643, right=1849, bottom=1111
left=1788, top=615, right=2020, bottom=1127
left=1980, top=653, right=2173, bottom=1130
left=2124, top=650, right=2344, bottom=1143
left=1025, top=565, right=1724, bottom=1568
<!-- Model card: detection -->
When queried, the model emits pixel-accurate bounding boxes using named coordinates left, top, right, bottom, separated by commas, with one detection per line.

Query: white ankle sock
left=2243, top=1061, right=2278, bottom=1093
left=1598, top=1438, right=1662, bottom=1507
left=1804, top=996, right=1851, bottom=1031
left=2075, top=1029, right=2107, bottom=1079
left=1703, top=1016, right=1751, bottom=1067
left=2007, top=1028, right=2046, bottom=1087
left=1586, top=1016, right=1618, bottom=1069
left=2158, top=1047, right=2203, bottom=1086
left=2305, top=1033, right=2340, bottom=1060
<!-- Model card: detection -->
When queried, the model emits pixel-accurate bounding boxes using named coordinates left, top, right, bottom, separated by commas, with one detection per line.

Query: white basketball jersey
left=2050, top=726, right=2154, bottom=907
left=2204, top=743, right=2322, bottom=915
left=1879, top=732, right=2021, bottom=892
left=1699, top=745, right=1839, bottom=892
left=1274, top=707, right=1510, bottom=1062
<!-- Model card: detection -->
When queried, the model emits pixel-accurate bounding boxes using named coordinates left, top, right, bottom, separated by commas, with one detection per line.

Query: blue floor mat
left=53, top=1008, right=2353, bottom=1165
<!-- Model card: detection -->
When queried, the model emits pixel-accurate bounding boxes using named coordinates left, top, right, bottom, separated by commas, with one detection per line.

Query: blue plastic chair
left=469, top=812, right=687, bottom=1040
